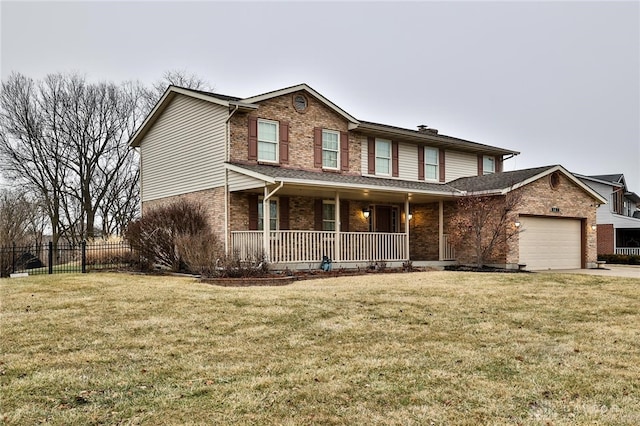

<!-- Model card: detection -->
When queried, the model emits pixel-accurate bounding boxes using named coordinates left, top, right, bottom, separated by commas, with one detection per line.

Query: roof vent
left=417, top=125, right=438, bottom=134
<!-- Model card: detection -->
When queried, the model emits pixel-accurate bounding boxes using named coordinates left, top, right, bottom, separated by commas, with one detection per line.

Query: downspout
left=224, top=104, right=239, bottom=255
left=262, top=181, right=284, bottom=261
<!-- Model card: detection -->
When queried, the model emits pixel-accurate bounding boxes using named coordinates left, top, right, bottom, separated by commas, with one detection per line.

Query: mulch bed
left=444, top=264, right=530, bottom=273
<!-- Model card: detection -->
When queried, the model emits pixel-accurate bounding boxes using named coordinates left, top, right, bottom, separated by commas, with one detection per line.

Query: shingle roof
left=446, top=166, right=557, bottom=192
left=174, top=86, right=242, bottom=102
left=587, top=174, right=624, bottom=184
left=227, top=163, right=461, bottom=194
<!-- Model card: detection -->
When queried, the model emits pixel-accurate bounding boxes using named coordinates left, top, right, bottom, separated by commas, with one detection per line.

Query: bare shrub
left=214, top=249, right=269, bottom=278
left=176, top=232, right=224, bottom=276
left=125, top=200, right=209, bottom=272
left=85, top=235, right=135, bottom=267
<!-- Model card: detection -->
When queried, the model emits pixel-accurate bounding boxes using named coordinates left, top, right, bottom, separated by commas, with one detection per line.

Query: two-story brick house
left=129, top=84, right=606, bottom=270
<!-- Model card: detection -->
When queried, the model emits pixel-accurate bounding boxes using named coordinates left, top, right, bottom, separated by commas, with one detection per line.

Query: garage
left=519, top=216, right=582, bottom=270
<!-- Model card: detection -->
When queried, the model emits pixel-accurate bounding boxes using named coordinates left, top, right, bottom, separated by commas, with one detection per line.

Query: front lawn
left=1, top=272, right=639, bottom=425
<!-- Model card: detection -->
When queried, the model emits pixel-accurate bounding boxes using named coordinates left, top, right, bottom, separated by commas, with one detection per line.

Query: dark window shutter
left=279, top=196, right=289, bottom=230
left=495, top=155, right=503, bottom=173
left=439, top=149, right=446, bottom=182
left=477, top=154, right=483, bottom=176
left=340, top=131, right=349, bottom=172
left=248, top=117, right=258, bottom=161
left=340, top=200, right=350, bottom=232
left=279, top=121, right=289, bottom=165
left=314, top=127, right=323, bottom=168
left=368, top=137, right=375, bottom=174
left=392, top=141, right=399, bottom=177
left=418, top=145, right=425, bottom=181
left=248, top=194, right=258, bottom=230
left=314, top=199, right=323, bottom=230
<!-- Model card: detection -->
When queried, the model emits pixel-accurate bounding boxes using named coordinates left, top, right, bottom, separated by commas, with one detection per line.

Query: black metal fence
left=0, top=241, right=138, bottom=278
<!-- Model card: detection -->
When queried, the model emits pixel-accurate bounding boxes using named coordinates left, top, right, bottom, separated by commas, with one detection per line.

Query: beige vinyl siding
left=359, top=135, right=369, bottom=175
left=445, top=151, right=478, bottom=182
left=398, top=143, right=418, bottom=181
left=140, top=95, right=228, bottom=202
left=228, top=170, right=265, bottom=192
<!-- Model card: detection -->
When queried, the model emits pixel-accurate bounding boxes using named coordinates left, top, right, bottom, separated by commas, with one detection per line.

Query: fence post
left=81, top=241, right=87, bottom=273
left=12, top=242, right=16, bottom=275
left=48, top=241, right=53, bottom=274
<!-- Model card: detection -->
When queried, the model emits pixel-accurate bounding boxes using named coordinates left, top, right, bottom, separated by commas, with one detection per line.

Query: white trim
left=424, top=146, right=439, bottom=181
left=242, top=84, right=359, bottom=125
left=224, top=163, right=276, bottom=184
left=257, top=118, right=279, bottom=163
left=322, top=129, right=340, bottom=170
left=375, top=138, right=392, bottom=177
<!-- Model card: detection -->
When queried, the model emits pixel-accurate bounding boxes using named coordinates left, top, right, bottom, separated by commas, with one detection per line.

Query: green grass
left=1, top=271, right=639, bottom=425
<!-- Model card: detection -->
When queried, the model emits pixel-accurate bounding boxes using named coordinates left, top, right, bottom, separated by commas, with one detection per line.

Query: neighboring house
left=129, top=84, right=606, bottom=270
left=576, top=173, right=640, bottom=255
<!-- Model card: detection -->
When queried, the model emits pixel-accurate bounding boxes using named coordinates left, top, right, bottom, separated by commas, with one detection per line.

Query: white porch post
left=263, top=186, right=270, bottom=261
left=438, top=200, right=444, bottom=261
left=405, top=196, right=410, bottom=260
left=335, top=192, right=341, bottom=262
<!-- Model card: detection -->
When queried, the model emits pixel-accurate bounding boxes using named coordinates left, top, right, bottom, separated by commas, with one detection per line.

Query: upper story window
left=425, top=147, right=439, bottom=180
left=483, top=155, right=495, bottom=175
left=322, top=130, right=339, bottom=169
left=322, top=201, right=336, bottom=231
left=258, top=197, right=278, bottom=230
left=258, top=119, right=278, bottom=163
left=375, top=138, right=392, bottom=175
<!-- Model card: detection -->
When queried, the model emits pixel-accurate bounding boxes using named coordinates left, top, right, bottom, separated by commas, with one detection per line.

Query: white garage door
left=519, top=217, right=582, bottom=270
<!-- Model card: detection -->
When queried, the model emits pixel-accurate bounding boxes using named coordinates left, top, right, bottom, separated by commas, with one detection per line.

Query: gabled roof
left=241, top=83, right=360, bottom=125
left=129, top=85, right=258, bottom=147
left=589, top=174, right=625, bottom=184
left=448, top=165, right=607, bottom=203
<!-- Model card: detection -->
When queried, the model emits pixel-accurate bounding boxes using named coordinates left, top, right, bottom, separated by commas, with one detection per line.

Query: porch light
left=362, top=208, right=371, bottom=219
left=407, top=213, right=413, bottom=221
left=591, top=224, right=597, bottom=231
left=515, top=221, right=521, bottom=228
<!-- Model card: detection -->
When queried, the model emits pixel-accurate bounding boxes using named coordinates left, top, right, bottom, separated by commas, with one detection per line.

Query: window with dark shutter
left=392, top=141, right=399, bottom=177
left=314, top=127, right=323, bottom=168
left=477, top=154, right=483, bottom=176
left=418, top=145, right=425, bottom=181
left=367, top=137, right=375, bottom=174
left=340, top=132, right=349, bottom=172
left=279, top=122, right=289, bottom=165
left=248, top=117, right=258, bottom=161
left=439, top=149, right=446, bottom=182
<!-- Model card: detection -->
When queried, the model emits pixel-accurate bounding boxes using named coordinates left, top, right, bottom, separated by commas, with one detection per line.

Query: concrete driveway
left=537, top=265, right=640, bottom=279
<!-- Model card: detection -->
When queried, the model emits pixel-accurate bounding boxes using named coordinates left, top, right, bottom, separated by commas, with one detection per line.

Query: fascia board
left=242, top=84, right=359, bottom=125
left=276, top=177, right=459, bottom=197
left=224, top=163, right=276, bottom=184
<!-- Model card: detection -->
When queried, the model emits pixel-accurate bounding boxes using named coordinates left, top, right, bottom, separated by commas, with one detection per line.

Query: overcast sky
left=2, top=1, right=639, bottom=190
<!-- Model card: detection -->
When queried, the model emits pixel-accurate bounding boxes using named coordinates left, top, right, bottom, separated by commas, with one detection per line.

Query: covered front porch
left=224, top=163, right=459, bottom=268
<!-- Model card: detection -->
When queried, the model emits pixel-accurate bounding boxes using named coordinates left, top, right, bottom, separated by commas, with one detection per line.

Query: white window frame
left=322, top=129, right=340, bottom=170
left=424, top=147, right=439, bottom=181
left=322, top=200, right=336, bottom=231
left=257, top=197, right=278, bottom=231
left=257, top=119, right=279, bottom=163
left=483, top=155, right=495, bottom=175
left=375, top=138, right=392, bottom=176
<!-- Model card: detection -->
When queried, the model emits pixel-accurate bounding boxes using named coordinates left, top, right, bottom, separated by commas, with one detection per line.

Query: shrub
left=175, top=232, right=224, bottom=276
left=598, top=254, right=640, bottom=265
left=125, top=200, right=210, bottom=272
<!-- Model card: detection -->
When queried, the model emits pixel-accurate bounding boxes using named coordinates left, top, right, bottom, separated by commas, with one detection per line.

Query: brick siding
left=596, top=224, right=614, bottom=255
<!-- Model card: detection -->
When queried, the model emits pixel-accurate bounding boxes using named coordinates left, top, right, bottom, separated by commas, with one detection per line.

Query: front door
left=375, top=206, right=392, bottom=232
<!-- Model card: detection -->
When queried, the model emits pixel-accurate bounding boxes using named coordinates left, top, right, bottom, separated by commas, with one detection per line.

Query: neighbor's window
left=425, top=147, right=439, bottom=180
left=322, top=130, right=339, bottom=169
left=258, top=198, right=278, bottom=230
left=258, top=119, right=278, bottom=162
left=483, top=155, right=495, bottom=175
left=375, top=139, right=391, bottom=175
left=322, top=201, right=336, bottom=231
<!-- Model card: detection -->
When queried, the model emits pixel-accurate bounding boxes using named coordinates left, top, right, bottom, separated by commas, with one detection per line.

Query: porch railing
left=231, top=231, right=408, bottom=263
left=616, top=247, right=640, bottom=256
left=441, top=234, right=456, bottom=260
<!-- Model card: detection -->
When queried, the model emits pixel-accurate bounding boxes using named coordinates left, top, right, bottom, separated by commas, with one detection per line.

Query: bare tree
left=448, top=190, right=523, bottom=268
left=0, top=189, right=44, bottom=246
left=143, top=69, right=212, bottom=112
left=0, top=72, right=145, bottom=244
